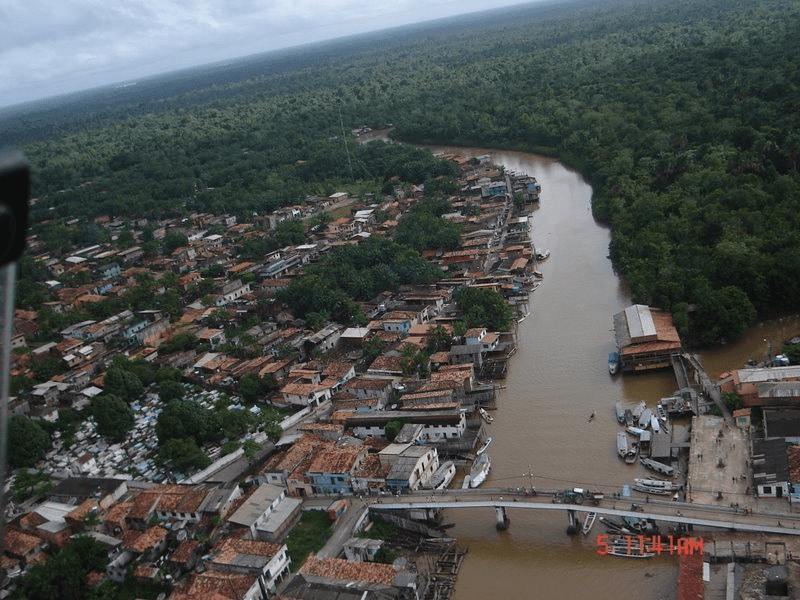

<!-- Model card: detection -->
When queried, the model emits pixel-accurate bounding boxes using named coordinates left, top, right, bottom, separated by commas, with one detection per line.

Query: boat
left=622, top=515, right=646, bottom=533
left=617, top=432, right=638, bottom=463
left=608, top=351, right=620, bottom=375
left=656, top=402, right=668, bottom=423
left=640, top=457, right=674, bottom=477
left=477, top=436, right=493, bottom=455
left=425, top=461, right=456, bottom=490
left=617, top=431, right=629, bottom=459
left=624, top=409, right=634, bottom=427
left=469, top=454, right=491, bottom=488
left=605, top=537, right=656, bottom=558
left=533, top=270, right=543, bottom=279
left=633, top=477, right=679, bottom=495
left=638, top=408, right=652, bottom=428
left=582, top=512, right=597, bottom=535
left=535, top=248, right=550, bottom=260
left=625, top=441, right=638, bottom=464
left=479, top=407, right=494, bottom=423
left=626, top=426, right=646, bottom=437
left=615, top=402, right=626, bottom=424
left=650, top=414, right=660, bottom=432
left=632, top=401, right=646, bottom=420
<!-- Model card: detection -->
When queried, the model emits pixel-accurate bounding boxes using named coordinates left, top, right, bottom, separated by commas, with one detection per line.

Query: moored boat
left=633, top=477, right=679, bottom=495
left=605, top=537, right=657, bottom=558
left=477, top=436, right=493, bottom=455
left=470, top=454, right=492, bottom=488
left=650, top=413, right=660, bottom=432
left=582, top=512, right=597, bottom=535
left=615, top=402, right=626, bottom=424
left=425, top=460, right=457, bottom=490
left=617, top=431, right=629, bottom=460
left=638, top=408, right=652, bottom=428
left=608, top=351, right=620, bottom=375
left=624, top=409, right=634, bottom=427
left=640, top=457, right=674, bottom=477
left=626, top=426, right=646, bottom=437
left=479, top=407, right=494, bottom=423
left=632, top=401, right=646, bottom=420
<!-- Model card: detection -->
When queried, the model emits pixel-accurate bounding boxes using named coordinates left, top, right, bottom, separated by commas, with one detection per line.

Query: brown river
left=419, top=146, right=800, bottom=600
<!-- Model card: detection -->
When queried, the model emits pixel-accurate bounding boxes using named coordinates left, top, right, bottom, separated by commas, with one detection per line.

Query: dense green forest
left=3, top=0, right=799, bottom=343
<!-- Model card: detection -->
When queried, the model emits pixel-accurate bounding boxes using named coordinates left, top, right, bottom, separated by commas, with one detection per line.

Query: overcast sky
left=1, top=0, right=532, bottom=109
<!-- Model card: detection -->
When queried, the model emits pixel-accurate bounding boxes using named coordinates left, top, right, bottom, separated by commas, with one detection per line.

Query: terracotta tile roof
left=170, top=539, right=201, bottom=564
left=212, top=538, right=282, bottom=565
left=130, top=526, right=168, bottom=554
left=3, top=527, right=45, bottom=556
left=127, top=491, right=160, bottom=520
left=67, top=498, right=98, bottom=521
left=306, top=445, right=365, bottom=475
left=170, top=570, right=257, bottom=600
left=299, top=554, right=398, bottom=585
left=18, top=511, right=48, bottom=531
left=263, top=434, right=332, bottom=473
left=104, top=501, right=132, bottom=527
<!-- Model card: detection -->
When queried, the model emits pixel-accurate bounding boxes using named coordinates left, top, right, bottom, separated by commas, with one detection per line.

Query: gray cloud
left=1, top=0, right=524, bottom=108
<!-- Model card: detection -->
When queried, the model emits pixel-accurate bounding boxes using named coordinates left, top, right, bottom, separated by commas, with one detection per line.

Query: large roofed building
left=613, top=304, right=682, bottom=373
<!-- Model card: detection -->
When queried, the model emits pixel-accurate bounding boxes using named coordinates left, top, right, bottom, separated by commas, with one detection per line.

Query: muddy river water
left=418, top=146, right=800, bottom=600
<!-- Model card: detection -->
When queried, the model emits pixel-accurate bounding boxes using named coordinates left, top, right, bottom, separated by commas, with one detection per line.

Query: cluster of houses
left=5, top=154, right=545, bottom=598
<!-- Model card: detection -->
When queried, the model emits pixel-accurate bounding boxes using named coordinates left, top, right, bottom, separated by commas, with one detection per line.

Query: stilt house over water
left=613, top=304, right=682, bottom=373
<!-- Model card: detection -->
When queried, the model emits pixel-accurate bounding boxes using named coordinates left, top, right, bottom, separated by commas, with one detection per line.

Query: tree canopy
left=8, top=415, right=50, bottom=469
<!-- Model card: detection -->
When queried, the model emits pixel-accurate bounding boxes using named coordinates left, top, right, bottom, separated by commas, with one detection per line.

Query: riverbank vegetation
left=3, top=0, right=798, bottom=343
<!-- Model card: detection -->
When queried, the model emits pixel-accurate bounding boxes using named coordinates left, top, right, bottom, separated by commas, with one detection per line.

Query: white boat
left=425, top=461, right=456, bottom=490
left=640, top=457, right=674, bottom=477
left=633, top=477, right=679, bottom=495
left=626, top=426, right=646, bottom=437
left=477, top=436, right=493, bottom=455
left=638, top=408, right=652, bottom=428
left=582, top=512, right=597, bottom=535
left=656, top=403, right=668, bottom=423
left=535, top=248, right=550, bottom=260
left=469, top=454, right=491, bottom=488
left=615, top=402, right=626, bottom=424
left=650, top=414, right=660, bottom=432
left=479, top=408, right=494, bottom=423
left=632, top=401, right=646, bottom=420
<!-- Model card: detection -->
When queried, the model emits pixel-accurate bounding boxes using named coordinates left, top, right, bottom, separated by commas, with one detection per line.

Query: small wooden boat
left=632, top=401, right=646, bottom=420
left=638, top=408, right=652, bottom=428
left=608, top=351, right=620, bottom=375
left=624, top=409, right=634, bottom=427
left=477, top=436, right=493, bottom=455
left=617, top=431, right=629, bottom=460
left=582, top=512, right=597, bottom=535
left=615, top=402, right=626, bottom=424
left=640, top=457, right=674, bottom=477
left=479, top=407, right=494, bottom=423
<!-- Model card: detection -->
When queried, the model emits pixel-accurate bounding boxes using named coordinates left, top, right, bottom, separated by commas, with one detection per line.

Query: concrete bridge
left=367, top=486, right=800, bottom=537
